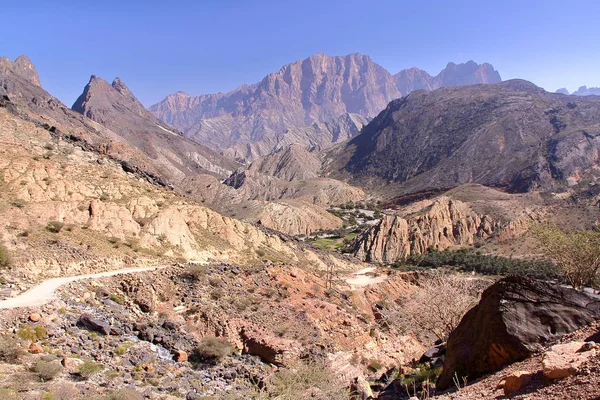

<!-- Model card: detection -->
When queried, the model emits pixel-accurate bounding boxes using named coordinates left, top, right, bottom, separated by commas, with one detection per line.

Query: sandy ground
left=0, top=266, right=165, bottom=309
left=345, top=267, right=387, bottom=288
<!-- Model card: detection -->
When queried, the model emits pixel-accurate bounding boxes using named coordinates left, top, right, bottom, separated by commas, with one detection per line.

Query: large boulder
left=77, top=314, right=111, bottom=335
left=437, top=276, right=600, bottom=390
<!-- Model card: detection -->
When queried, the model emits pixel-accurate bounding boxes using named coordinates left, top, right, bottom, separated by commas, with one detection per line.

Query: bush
left=0, top=335, right=24, bottom=362
left=0, top=244, right=10, bottom=268
left=10, top=199, right=26, bottom=208
left=45, top=221, right=64, bottom=233
left=17, top=325, right=47, bottom=342
left=396, top=248, right=559, bottom=280
left=78, top=360, right=104, bottom=379
left=32, top=360, right=62, bottom=381
left=104, top=388, right=143, bottom=400
left=194, top=337, right=232, bottom=364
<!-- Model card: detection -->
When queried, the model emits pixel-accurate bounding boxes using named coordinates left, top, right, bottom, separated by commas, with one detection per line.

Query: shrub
left=78, top=360, right=104, bottom=379
left=32, top=360, right=62, bottom=382
left=0, top=335, right=24, bottom=362
left=396, top=248, right=559, bottom=280
left=10, top=199, right=26, bottom=208
left=531, top=225, right=600, bottom=289
left=104, top=388, right=143, bottom=400
left=45, top=221, right=64, bottom=233
left=186, top=264, right=207, bottom=280
left=0, top=244, right=10, bottom=268
left=194, top=337, right=232, bottom=364
left=381, top=271, right=482, bottom=342
left=109, top=294, right=125, bottom=305
left=17, top=325, right=47, bottom=342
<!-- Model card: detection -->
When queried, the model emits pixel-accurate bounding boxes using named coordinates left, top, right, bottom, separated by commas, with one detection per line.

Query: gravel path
left=0, top=266, right=165, bottom=309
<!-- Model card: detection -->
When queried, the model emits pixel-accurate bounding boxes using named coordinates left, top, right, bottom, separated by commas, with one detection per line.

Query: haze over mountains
left=556, top=86, right=600, bottom=96
left=150, top=53, right=501, bottom=159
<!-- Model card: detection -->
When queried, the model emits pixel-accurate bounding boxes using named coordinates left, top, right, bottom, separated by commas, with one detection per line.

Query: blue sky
left=2, top=0, right=599, bottom=106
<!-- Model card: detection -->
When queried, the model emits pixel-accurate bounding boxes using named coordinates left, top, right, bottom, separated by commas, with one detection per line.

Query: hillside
left=326, top=80, right=600, bottom=195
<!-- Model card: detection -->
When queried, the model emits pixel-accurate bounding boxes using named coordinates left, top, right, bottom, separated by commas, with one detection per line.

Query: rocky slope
left=71, top=75, right=238, bottom=182
left=150, top=53, right=500, bottom=159
left=353, top=197, right=496, bottom=263
left=326, top=80, right=600, bottom=196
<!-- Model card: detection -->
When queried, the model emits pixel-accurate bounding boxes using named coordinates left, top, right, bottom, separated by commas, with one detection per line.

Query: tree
left=531, top=225, right=600, bottom=290
left=381, top=271, right=483, bottom=343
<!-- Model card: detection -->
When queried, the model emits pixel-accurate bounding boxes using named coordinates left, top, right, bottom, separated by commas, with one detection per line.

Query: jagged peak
left=3, top=54, right=42, bottom=87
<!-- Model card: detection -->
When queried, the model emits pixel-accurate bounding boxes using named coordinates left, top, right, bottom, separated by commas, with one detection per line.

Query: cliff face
left=354, top=198, right=495, bottom=263
left=150, top=54, right=500, bottom=159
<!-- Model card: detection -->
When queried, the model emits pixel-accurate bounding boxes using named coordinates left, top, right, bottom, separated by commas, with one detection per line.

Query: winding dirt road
left=0, top=266, right=164, bottom=309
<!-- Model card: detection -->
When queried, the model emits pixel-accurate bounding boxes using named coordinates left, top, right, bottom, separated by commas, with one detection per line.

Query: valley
left=1, top=44, right=600, bottom=400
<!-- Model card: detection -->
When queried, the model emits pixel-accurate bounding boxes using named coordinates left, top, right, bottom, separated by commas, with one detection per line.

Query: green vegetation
left=307, top=232, right=357, bottom=252
left=399, top=363, right=442, bottom=396
left=0, top=244, right=10, bottom=268
left=531, top=225, right=600, bottom=289
left=394, top=248, right=560, bottom=280
left=17, top=325, right=48, bottom=342
left=194, top=337, right=232, bottom=364
left=78, top=360, right=104, bottom=379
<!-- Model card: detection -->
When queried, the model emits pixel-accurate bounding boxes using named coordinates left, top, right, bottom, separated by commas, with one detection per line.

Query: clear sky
left=2, top=0, right=599, bottom=107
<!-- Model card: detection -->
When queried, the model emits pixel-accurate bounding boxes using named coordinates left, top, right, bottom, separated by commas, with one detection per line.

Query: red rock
left=542, top=342, right=593, bottom=380
left=174, top=350, right=188, bottom=362
left=28, top=343, right=43, bottom=354
left=28, top=313, right=42, bottom=322
left=503, top=370, right=533, bottom=395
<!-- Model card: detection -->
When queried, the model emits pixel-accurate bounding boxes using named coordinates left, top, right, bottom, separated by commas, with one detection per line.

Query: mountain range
left=150, top=53, right=501, bottom=159
left=556, top=86, right=600, bottom=96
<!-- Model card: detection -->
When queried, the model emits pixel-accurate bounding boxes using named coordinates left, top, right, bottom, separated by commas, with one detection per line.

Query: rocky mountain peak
left=0, top=54, right=41, bottom=87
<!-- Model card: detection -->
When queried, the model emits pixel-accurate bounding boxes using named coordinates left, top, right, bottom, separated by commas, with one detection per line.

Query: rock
left=503, top=371, right=533, bottom=395
left=354, top=198, right=495, bottom=262
left=28, top=343, right=43, bottom=354
left=418, top=344, right=446, bottom=367
left=352, top=376, right=374, bottom=400
left=61, top=357, right=85, bottom=374
left=437, top=276, right=600, bottom=390
left=240, top=325, right=303, bottom=366
left=174, top=350, right=188, bottom=362
left=542, top=342, right=595, bottom=380
left=28, top=313, right=42, bottom=322
left=77, top=314, right=111, bottom=335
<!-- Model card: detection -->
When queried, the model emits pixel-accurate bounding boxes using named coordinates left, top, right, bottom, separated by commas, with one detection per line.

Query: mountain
left=572, top=86, right=600, bottom=96
left=0, top=55, right=41, bottom=87
left=71, top=75, right=238, bottom=183
left=150, top=53, right=501, bottom=159
left=325, top=80, right=600, bottom=196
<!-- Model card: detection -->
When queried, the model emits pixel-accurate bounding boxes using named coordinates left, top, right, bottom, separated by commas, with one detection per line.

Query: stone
left=61, top=357, right=85, bottom=374
left=437, top=277, right=600, bottom=390
left=28, top=343, right=43, bottom=354
left=503, top=371, right=533, bottom=395
left=542, top=342, right=595, bottom=380
left=77, top=314, right=111, bottom=335
left=174, top=350, right=188, bottom=363
left=240, top=324, right=303, bottom=366
left=28, top=313, right=42, bottom=322
left=352, top=376, right=374, bottom=400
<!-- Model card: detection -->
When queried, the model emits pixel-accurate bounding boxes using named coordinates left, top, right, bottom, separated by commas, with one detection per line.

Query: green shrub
left=194, top=337, right=232, bottom=364
left=109, top=294, right=125, bottom=305
left=0, top=244, right=10, bottom=268
left=0, top=335, right=24, bottom=362
left=78, top=360, right=104, bottom=379
left=45, top=221, right=64, bottom=233
left=17, top=325, right=47, bottom=342
left=395, top=248, right=559, bottom=280
left=32, top=360, right=62, bottom=381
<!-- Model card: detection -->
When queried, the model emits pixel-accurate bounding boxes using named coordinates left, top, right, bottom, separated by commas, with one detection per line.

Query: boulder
left=418, top=344, right=446, bottom=367
left=437, top=276, right=600, bottom=390
left=28, top=343, right=43, bottom=354
left=240, top=325, right=302, bottom=366
left=28, top=313, right=42, bottom=322
left=61, top=357, right=85, bottom=374
left=542, top=341, right=595, bottom=380
left=77, top=314, right=111, bottom=335
left=352, top=376, right=374, bottom=400
left=503, top=370, right=533, bottom=395
left=174, top=350, right=188, bottom=363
